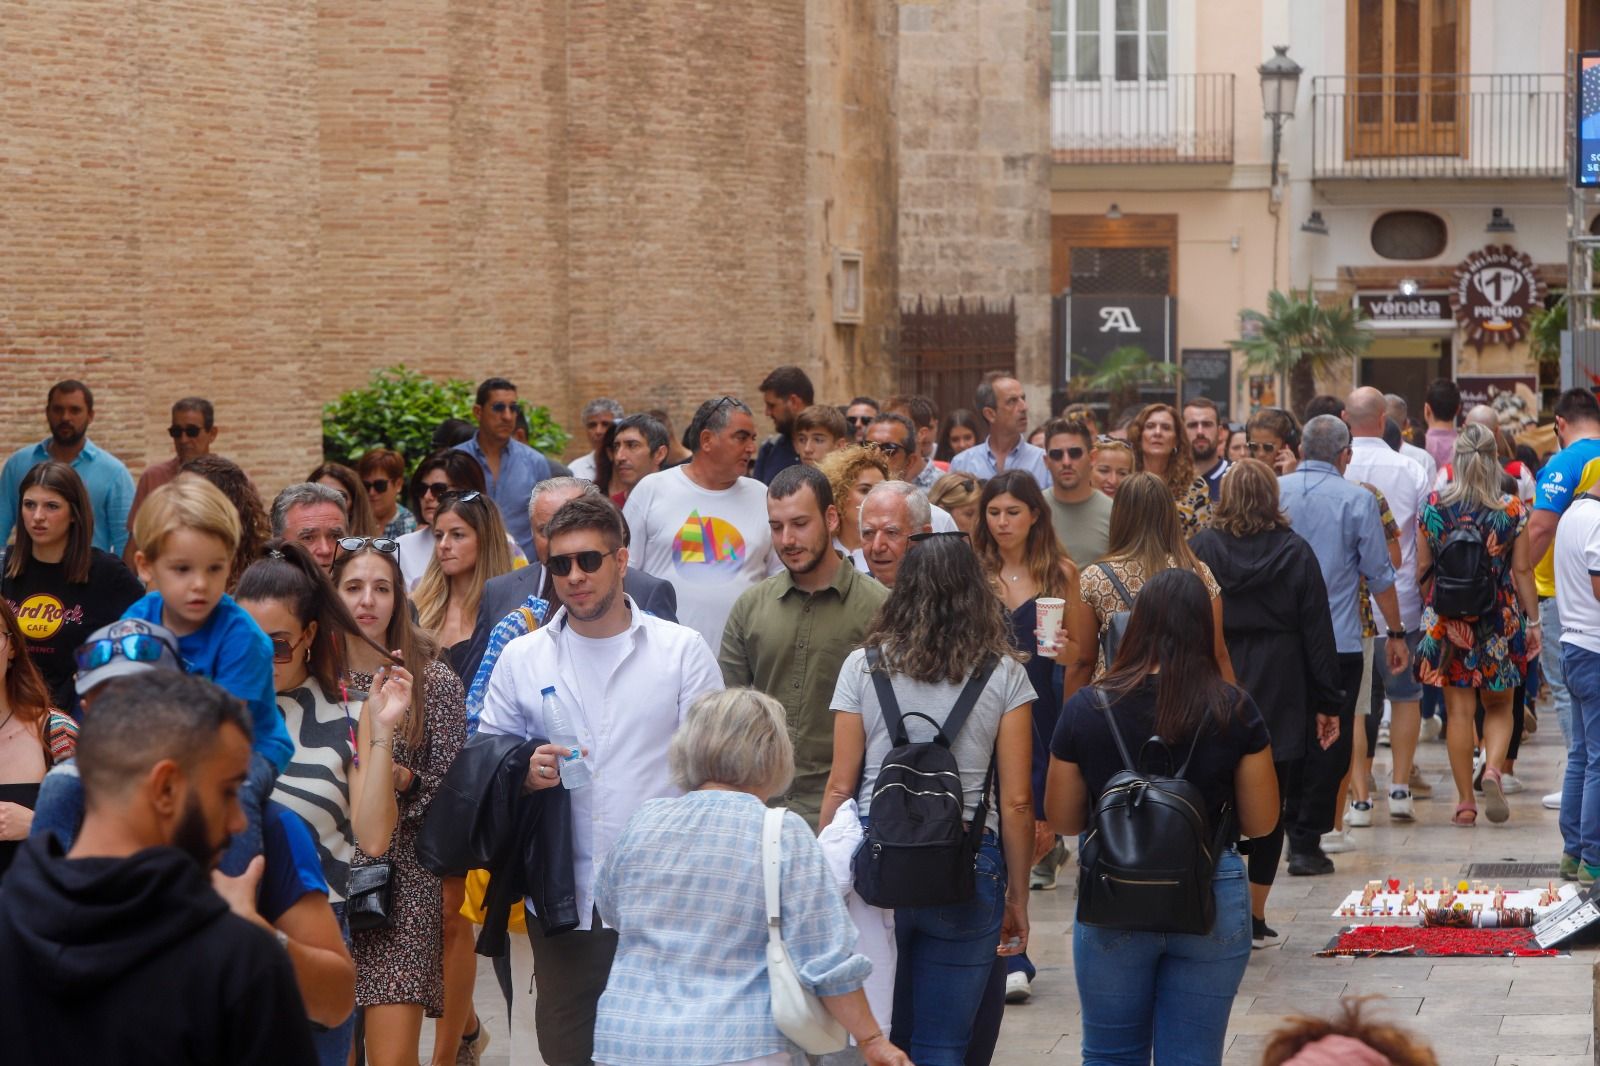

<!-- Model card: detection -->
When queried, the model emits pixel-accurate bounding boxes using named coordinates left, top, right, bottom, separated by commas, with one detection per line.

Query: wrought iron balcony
left=1051, top=73, right=1234, bottom=164
left=1310, top=74, right=1564, bottom=180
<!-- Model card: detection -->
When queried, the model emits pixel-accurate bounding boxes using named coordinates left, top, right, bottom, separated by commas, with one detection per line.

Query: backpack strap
left=940, top=657, right=998, bottom=746
left=1172, top=705, right=1211, bottom=780
left=1091, top=686, right=1139, bottom=774
left=863, top=646, right=910, bottom=746
left=865, top=647, right=995, bottom=749
left=1094, top=563, right=1135, bottom=610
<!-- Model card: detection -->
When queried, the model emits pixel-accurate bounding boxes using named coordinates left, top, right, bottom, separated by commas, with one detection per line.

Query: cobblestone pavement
left=439, top=710, right=1592, bottom=1066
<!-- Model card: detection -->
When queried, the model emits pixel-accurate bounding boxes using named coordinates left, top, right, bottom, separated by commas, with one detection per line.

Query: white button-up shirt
left=1345, top=436, right=1430, bottom=630
left=477, top=597, right=724, bottom=929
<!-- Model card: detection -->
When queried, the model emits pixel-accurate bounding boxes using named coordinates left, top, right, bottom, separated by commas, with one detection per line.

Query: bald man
left=1383, top=392, right=1438, bottom=485
left=1344, top=387, right=1429, bottom=821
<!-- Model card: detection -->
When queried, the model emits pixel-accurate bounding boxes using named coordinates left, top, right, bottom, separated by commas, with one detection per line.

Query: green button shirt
left=718, top=556, right=888, bottom=827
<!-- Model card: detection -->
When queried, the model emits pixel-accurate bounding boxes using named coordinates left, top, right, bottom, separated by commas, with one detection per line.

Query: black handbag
left=347, top=863, right=395, bottom=932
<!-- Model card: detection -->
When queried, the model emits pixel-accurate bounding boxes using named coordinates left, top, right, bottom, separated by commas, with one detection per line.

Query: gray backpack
left=1095, top=563, right=1137, bottom=669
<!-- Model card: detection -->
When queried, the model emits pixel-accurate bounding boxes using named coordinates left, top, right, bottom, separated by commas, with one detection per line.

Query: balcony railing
left=1311, top=74, right=1564, bottom=179
left=1052, top=74, right=1234, bottom=164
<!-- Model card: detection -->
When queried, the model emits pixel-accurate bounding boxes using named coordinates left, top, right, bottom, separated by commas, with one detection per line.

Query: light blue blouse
left=593, top=790, right=870, bottom=1065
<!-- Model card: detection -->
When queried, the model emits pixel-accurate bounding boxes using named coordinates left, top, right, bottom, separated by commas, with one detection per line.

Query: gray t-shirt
left=1046, top=489, right=1113, bottom=567
left=830, top=648, right=1036, bottom=832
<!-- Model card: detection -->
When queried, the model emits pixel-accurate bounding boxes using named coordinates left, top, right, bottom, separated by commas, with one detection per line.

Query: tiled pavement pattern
left=436, top=713, right=1593, bottom=1066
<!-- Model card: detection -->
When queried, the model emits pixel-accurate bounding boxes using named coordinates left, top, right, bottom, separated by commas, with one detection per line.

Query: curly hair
left=1127, top=403, right=1197, bottom=498
left=1261, top=998, right=1437, bottom=1066
left=817, top=445, right=890, bottom=532
left=860, top=536, right=1023, bottom=684
left=179, top=455, right=269, bottom=593
left=1211, top=459, right=1290, bottom=538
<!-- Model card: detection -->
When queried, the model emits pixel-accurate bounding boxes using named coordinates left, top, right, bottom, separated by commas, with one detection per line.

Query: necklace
left=0, top=709, right=16, bottom=740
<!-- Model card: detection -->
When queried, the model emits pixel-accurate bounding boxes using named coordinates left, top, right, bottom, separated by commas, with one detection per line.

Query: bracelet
left=370, top=737, right=393, bottom=753
left=1528, top=620, right=1543, bottom=628
left=1386, top=629, right=1407, bottom=639
left=860, top=1032, right=884, bottom=1046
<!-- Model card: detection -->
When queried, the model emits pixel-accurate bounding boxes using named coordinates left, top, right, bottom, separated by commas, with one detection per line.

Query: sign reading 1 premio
left=1450, top=245, right=1545, bottom=351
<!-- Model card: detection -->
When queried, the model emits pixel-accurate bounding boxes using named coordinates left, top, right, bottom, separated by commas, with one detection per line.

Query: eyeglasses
left=168, top=424, right=203, bottom=439
left=547, top=549, right=617, bottom=577
left=1047, top=447, right=1086, bottom=461
left=74, top=633, right=178, bottom=673
left=362, top=479, right=390, bottom=494
left=270, top=630, right=313, bottom=664
left=337, top=537, right=399, bottom=554
left=909, top=530, right=970, bottom=543
left=421, top=481, right=452, bottom=499
left=488, top=401, right=524, bottom=415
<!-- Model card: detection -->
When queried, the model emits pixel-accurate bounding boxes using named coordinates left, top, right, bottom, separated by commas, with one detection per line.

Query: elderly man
left=1278, top=415, right=1408, bottom=876
left=568, top=398, right=624, bottom=481
left=948, top=372, right=1051, bottom=490
left=1344, top=387, right=1430, bottom=821
left=1383, top=392, right=1438, bottom=484
left=270, top=483, right=348, bottom=575
left=859, top=481, right=933, bottom=588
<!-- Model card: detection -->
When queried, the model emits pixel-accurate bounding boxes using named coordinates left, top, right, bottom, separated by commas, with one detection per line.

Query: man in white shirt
left=479, top=494, right=723, bottom=1066
left=1553, top=485, right=1600, bottom=881
left=623, top=396, right=782, bottom=652
left=567, top=397, right=623, bottom=481
left=1384, top=392, right=1439, bottom=484
left=860, top=481, right=933, bottom=587
left=1343, top=387, right=1430, bottom=821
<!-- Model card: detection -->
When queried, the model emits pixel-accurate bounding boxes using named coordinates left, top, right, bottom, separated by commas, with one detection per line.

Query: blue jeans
left=1073, top=850, right=1251, bottom=1066
left=30, top=762, right=84, bottom=846
left=891, top=836, right=1006, bottom=1066
left=309, top=901, right=355, bottom=1066
left=217, top=751, right=276, bottom=877
left=1559, top=644, right=1600, bottom=864
left=1543, top=598, right=1574, bottom=744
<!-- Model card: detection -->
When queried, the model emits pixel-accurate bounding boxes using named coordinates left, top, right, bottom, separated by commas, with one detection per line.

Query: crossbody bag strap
left=762, top=806, right=786, bottom=942
left=1094, top=562, right=1135, bottom=609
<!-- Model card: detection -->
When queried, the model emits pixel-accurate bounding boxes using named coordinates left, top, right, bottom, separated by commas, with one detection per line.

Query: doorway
left=1359, top=336, right=1452, bottom=413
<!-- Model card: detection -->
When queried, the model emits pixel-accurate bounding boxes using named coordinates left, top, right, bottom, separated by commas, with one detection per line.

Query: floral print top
left=1414, top=493, right=1528, bottom=691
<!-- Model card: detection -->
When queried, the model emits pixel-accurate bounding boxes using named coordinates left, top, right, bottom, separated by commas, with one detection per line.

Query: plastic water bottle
left=542, top=686, right=592, bottom=789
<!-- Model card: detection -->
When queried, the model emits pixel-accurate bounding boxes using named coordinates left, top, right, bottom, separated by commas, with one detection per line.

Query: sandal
left=1453, top=803, right=1478, bottom=827
left=1482, top=767, right=1510, bottom=824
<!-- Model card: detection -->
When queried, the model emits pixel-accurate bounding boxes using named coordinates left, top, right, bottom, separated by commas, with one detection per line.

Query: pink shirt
left=126, top=456, right=183, bottom=531
left=1425, top=427, right=1457, bottom=470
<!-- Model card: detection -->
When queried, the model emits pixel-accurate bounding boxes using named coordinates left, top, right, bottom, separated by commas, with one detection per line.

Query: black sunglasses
left=846, top=415, right=874, bottom=426
left=362, top=479, right=390, bottom=494
left=547, top=549, right=617, bottom=577
left=488, top=401, right=524, bottom=415
left=337, top=537, right=399, bottom=554
left=420, top=481, right=452, bottom=499
left=168, top=424, right=203, bottom=439
left=1245, top=441, right=1281, bottom=454
left=1047, top=447, right=1086, bottom=461
left=870, top=442, right=905, bottom=456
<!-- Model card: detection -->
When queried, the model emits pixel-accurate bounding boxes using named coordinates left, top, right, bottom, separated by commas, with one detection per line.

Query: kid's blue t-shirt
left=123, top=592, right=293, bottom=772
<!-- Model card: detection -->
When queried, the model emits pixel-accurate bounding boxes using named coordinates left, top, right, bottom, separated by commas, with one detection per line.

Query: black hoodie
left=0, top=834, right=316, bottom=1066
left=1191, top=526, right=1345, bottom=761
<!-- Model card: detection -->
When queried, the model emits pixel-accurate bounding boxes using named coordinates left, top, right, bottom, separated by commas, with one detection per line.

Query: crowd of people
left=0, top=366, right=1544, bottom=1065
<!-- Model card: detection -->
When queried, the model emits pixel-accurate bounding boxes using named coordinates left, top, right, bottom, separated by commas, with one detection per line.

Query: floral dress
left=1175, top=477, right=1211, bottom=537
left=1414, top=493, right=1528, bottom=691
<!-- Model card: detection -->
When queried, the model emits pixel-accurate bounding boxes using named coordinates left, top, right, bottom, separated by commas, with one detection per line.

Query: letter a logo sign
left=1098, top=306, right=1140, bottom=333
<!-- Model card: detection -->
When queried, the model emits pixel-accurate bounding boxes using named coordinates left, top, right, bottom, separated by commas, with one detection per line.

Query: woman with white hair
left=592, top=689, right=908, bottom=1066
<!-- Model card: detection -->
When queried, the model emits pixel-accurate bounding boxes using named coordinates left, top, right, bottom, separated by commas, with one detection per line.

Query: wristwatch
left=1386, top=628, right=1407, bottom=640
left=275, top=929, right=291, bottom=952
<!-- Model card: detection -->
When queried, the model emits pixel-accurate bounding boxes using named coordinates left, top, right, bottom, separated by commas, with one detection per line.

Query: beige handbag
left=762, top=807, right=848, bottom=1055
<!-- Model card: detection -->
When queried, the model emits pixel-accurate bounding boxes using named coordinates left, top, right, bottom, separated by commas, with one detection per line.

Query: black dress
left=1009, top=599, right=1061, bottom=818
left=0, top=783, right=40, bottom=881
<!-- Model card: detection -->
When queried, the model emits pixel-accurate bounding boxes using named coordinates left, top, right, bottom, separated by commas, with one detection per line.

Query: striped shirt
left=464, top=594, right=550, bottom=735
left=271, top=684, right=359, bottom=902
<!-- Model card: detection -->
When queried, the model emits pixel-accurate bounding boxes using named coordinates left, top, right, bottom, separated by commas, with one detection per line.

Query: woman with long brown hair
left=1127, top=403, right=1211, bottom=535
left=412, top=491, right=514, bottom=674
left=331, top=539, right=467, bottom=1066
left=1, top=462, right=143, bottom=711
left=0, top=597, right=78, bottom=882
left=181, top=454, right=271, bottom=592
left=1190, top=460, right=1343, bottom=947
left=1077, top=472, right=1235, bottom=683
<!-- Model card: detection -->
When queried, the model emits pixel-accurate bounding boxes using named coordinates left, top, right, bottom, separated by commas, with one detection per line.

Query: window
left=1053, top=0, right=1168, bottom=82
left=1347, top=0, right=1465, bottom=156
left=1371, top=211, right=1448, bottom=260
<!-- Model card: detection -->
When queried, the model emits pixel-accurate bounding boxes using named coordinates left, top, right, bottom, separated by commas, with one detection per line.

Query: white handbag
left=762, top=806, right=849, bottom=1055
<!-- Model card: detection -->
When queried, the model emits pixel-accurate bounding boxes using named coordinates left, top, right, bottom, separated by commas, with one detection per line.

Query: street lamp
left=1258, top=45, right=1303, bottom=191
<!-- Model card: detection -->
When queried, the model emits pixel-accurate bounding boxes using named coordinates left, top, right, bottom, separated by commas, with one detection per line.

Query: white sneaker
left=1346, top=800, right=1374, bottom=827
left=1389, top=788, right=1415, bottom=821
left=1500, top=774, right=1526, bottom=795
left=1321, top=828, right=1356, bottom=854
left=1378, top=723, right=1391, bottom=747
left=1419, top=716, right=1442, bottom=741
left=1544, top=790, right=1563, bottom=810
left=1005, top=971, right=1031, bottom=1004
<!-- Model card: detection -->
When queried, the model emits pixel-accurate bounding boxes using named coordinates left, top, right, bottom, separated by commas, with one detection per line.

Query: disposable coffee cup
left=1036, top=597, right=1066, bottom=648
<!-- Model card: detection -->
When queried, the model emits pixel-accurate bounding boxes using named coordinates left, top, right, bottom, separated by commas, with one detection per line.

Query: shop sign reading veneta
left=1450, top=245, right=1546, bottom=351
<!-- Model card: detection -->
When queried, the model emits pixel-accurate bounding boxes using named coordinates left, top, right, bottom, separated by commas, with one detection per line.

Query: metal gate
left=898, top=296, right=1017, bottom=418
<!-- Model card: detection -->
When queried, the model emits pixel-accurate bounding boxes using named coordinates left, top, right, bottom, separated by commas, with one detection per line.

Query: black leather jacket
left=416, top=732, right=578, bottom=953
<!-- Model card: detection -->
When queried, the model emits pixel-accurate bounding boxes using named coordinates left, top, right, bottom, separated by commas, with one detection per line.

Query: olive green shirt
left=719, top=554, right=889, bottom=826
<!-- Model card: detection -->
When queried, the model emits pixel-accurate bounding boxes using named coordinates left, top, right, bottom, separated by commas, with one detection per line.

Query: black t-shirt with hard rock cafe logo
left=1, top=549, right=145, bottom=711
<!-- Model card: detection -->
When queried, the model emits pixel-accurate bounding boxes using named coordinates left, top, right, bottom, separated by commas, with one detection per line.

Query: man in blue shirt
left=1277, top=414, right=1409, bottom=877
left=0, top=380, right=135, bottom=556
left=948, top=372, right=1051, bottom=490
left=454, top=377, right=552, bottom=560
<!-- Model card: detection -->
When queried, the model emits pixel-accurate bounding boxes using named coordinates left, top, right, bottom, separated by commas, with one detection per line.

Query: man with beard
left=479, top=494, right=722, bottom=1066
left=1183, top=397, right=1230, bottom=502
left=753, top=365, right=814, bottom=483
left=719, top=464, right=889, bottom=825
left=0, top=671, right=317, bottom=1064
left=0, top=380, right=135, bottom=555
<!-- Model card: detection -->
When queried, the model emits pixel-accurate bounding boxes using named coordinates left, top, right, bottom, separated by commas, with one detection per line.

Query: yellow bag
left=461, top=868, right=526, bottom=933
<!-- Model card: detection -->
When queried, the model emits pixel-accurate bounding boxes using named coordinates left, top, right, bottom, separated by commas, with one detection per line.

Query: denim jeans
left=891, top=836, right=1006, bottom=1066
left=30, top=761, right=84, bottom=846
left=309, top=901, right=355, bottom=1066
left=1073, top=850, right=1251, bottom=1066
left=217, top=751, right=276, bottom=877
left=1543, top=598, right=1574, bottom=744
left=1559, top=644, right=1600, bottom=865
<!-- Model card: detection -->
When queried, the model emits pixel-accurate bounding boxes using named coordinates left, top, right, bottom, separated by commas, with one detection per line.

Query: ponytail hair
left=1439, top=423, right=1507, bottom=514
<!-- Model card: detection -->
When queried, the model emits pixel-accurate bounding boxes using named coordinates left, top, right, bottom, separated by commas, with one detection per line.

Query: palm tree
left=1230, top=290, right=1370, bottom=416
left=1070, top=345, right=1183, bottom=417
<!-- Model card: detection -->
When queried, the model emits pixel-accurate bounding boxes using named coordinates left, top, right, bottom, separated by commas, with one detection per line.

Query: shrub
left=322, top=365, right=569, bottom=469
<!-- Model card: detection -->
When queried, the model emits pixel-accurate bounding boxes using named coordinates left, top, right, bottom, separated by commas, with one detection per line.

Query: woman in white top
left=397, top=450, right=526, bottom=590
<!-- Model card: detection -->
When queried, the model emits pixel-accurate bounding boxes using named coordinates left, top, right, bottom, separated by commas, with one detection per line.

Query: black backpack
left=1431, top=519, right=1496, bottom=619
left=852, top=647, right=997, bottom=909
left=1094, top=563, right=1137, bottom=669
left=1076, top=688, right=1232, bottom=935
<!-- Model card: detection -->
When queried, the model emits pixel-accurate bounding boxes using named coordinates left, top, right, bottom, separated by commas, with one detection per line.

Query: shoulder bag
left=762, top=806, right=848, bottom=1054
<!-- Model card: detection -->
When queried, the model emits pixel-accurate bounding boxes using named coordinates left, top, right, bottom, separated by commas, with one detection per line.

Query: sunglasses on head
left=440, top=490, right=482, bottom=506
left=337, top=537, right=399, bottom=555
left=488, top=401, right=524, bottom=415
left=547, top=548, right=617, bottom=577
left=1048, top=446, right=1086, bottom=461
left=362, top=479, right=390, bottom=494
left=168, top=424, right=203, bottom=439
left=74, top=633, right=178, bottom=673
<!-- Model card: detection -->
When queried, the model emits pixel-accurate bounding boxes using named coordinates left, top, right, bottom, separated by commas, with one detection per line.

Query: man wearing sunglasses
left=124, top=397, right=220, bottom=548
left=1042, top=418, right=1111, bottom=566
left=457, top=377, right=553, bottom=560
left=844, top=396, right=880, bottom=445
left=479, top=496, right=721, bottom=1066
